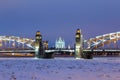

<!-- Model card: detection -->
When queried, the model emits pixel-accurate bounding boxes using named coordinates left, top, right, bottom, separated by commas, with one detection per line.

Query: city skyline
left=0, top=0, right=120, bottom=46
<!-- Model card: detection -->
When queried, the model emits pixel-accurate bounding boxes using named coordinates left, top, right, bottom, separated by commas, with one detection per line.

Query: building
left=43, top=41, right=48, bottom=50
left=55, top=37, right=65, bottom=49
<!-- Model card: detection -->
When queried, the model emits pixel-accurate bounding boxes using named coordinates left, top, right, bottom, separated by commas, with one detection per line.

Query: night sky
left=0, top=0, right=120, bottom=47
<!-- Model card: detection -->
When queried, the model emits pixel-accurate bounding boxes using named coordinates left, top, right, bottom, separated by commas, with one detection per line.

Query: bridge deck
left=0, top=49, right=120, bottom=53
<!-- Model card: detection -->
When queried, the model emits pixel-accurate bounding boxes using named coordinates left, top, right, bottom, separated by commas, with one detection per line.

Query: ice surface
left=0, top=57, right=120, bottom=80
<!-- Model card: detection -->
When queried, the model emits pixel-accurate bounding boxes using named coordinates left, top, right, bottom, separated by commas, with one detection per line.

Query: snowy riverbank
left=0, top=57, right=120, bottom=80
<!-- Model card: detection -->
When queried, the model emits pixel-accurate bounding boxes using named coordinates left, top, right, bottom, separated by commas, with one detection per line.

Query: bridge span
left=0, top=49, right=120, bottom=56
left=0, top=29, right=120, bottom=58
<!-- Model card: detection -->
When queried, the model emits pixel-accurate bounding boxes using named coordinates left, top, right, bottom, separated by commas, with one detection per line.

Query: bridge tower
left=75, top=29, right=83, bottom=59
left=35, top=31, right=44, bottom=58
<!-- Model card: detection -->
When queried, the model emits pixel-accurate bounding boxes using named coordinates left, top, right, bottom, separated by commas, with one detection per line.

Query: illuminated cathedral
left=55, top=37, right=65, bottom=49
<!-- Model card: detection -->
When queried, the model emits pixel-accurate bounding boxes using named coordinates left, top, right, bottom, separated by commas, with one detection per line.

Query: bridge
left=87, top=32, right=120, bottom=49
left=0, top=49, right=120, bottom=58
left=0, top=29, right=120, bottom=58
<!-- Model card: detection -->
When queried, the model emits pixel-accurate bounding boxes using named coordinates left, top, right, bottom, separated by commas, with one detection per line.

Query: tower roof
left=56, top=37, right=65, bottom=42
left=76, top=29, right=81, bottom=33
left=36, top=31, right=41, bottom=35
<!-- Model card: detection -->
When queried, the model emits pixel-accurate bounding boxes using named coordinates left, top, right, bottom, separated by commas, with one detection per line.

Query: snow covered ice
left=0, top=57, right=120, bottom=80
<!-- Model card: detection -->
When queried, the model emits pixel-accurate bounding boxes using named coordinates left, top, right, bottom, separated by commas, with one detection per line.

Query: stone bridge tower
left=35, top=31, right=44, bottom=58
left=75, top=29, right=83, bottom=59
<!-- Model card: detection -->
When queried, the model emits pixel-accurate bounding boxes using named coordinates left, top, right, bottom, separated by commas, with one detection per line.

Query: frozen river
left=0, top=57, right=120, bottom=80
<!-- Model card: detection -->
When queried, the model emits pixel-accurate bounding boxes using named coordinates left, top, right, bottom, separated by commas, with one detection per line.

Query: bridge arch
left=87, top=32, right=120, bottom=49
left=0, top=36, right=35, bottom=49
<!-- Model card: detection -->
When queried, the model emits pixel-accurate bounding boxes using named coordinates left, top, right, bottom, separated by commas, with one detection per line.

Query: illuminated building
left=55, top=37, right=65, bottom=49
left=43, top=41, right=48, bottom=50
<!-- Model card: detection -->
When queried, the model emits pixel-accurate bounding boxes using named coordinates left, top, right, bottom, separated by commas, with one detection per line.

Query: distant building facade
left=55, top=37, right=65, bottom=49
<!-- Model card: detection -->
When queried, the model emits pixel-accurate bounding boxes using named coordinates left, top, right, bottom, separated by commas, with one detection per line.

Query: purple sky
left=0, top=0, right=120, bottom=47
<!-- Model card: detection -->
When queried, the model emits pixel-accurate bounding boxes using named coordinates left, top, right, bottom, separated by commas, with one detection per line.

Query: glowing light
left=110, top=33, right=115, bottom=35
left=34, top=57, right=39, bottom=59
left=76, top=45, right=80, bottom=49
left=75, top=58, right=81, bottom=60
left=36, top=31, right=41, bottom=35
left=0, top=44, right=2, bottom=47
left=76, top=35, right=79, bottom=38
left=12, top=42, right=15, bottom=46
left=12, top=53, right=15, bottom=55
left=76, top=29, right=81, bottom=33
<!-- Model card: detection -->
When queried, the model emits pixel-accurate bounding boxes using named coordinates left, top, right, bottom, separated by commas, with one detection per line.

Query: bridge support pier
left=75, top=29, right=93, bottom=59
left=75, top=29, right=84, bottom=59
left=35, top=31, right=44, bottom=58
left=35, top=47, right=39, bottom=57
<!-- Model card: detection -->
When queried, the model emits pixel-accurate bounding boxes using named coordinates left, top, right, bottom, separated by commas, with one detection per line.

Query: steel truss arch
left=87, top=31, right=120, bottom=49
left=0, top=36, right=35, bottom=49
